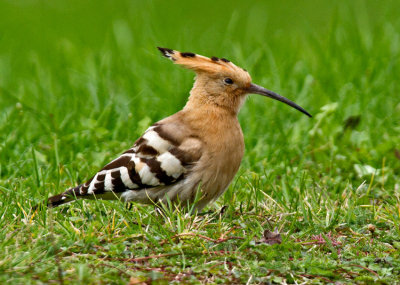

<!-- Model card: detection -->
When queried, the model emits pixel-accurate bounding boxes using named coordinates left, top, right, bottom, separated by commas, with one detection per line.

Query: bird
left=43, top=47, right=311, bottom=211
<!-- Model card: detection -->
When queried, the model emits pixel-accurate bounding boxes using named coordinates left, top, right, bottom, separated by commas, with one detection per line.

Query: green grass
left=1, top=0, right=400, bottom=283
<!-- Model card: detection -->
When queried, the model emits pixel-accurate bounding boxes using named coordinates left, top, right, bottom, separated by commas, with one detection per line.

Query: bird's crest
left=157, top=47, right=249, bottom=77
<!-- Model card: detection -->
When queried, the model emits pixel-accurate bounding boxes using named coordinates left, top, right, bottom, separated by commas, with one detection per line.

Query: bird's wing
left=74, top=122, right=202, bottom=199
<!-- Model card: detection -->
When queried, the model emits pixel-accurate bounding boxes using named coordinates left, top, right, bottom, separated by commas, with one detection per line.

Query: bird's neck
left=183, top=100, right=237, bottom=122
left=182, top=94, right=243, bottom=145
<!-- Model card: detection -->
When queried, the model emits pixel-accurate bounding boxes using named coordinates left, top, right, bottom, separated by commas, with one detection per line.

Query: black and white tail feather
left=44, top=122, right=201, bottom=208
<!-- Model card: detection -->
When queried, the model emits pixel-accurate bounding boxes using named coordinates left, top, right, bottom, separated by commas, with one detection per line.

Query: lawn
left=1, top=0, right=400, bottom=283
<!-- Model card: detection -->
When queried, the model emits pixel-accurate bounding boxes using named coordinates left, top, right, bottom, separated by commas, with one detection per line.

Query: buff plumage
left=45, top=47, right=311, bottom=210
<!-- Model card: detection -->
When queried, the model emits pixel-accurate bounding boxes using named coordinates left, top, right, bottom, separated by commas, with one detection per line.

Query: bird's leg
left=125, top=202, right=133, bottom=211
left=197, top=205, right=228, bottom=217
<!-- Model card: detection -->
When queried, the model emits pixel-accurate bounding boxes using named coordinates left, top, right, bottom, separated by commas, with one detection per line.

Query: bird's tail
left=47, top=185, right=83, bottom=207
left=33, top=185, right=83, bottom=210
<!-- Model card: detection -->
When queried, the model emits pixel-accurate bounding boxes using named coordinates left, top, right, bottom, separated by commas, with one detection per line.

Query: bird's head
left=158, top=47, right=311, bottom=117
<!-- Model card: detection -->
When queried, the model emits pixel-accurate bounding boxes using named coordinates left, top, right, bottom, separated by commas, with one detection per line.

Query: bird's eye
left=224, top=78, right=234, bottom=85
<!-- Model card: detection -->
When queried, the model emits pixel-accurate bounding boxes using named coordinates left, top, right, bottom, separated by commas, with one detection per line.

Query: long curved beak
left=247, top=83, right=312, bottom=117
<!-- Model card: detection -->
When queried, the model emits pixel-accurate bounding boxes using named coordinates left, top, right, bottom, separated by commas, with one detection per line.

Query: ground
left=0, top=0, right=400, bottom=284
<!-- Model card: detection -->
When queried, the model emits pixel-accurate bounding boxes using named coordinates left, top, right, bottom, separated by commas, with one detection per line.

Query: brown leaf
left=395, top=149, right=400, bottom=160
left=259, top=229, right=282, bottom=245
left=129, top=276, right=147, bottom=285
left=343, top=115, right=361, bottom=130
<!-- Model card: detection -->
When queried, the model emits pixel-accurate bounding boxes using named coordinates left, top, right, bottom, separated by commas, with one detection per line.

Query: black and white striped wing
left=76, top=124, right=195, bottom=197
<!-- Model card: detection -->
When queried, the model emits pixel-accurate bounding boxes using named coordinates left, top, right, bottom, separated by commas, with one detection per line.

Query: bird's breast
left=192, top=115, right=245, bottom=202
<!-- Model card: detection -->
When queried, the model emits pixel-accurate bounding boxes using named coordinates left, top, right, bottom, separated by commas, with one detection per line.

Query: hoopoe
left=44, top=47, right=311, bottom=211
